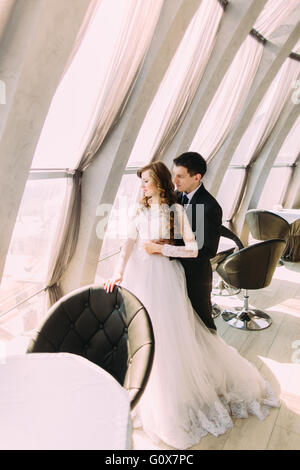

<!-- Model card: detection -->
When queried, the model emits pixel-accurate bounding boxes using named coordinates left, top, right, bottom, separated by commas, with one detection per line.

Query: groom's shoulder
left=193, top=185, right=222, bottom=211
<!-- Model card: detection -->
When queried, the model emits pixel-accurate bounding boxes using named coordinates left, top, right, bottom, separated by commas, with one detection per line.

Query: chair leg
left=212, top=303, right=221, bottom=319
left=212, top=276, right=240, bottom=296
left=221, top=290, right=272, bottom=331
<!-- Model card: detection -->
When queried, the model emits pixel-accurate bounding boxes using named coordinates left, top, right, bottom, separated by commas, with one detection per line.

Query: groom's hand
left=144, top=241, right=163, bottom=255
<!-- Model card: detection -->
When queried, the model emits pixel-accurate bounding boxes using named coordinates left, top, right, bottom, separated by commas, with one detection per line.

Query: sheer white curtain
left=32, top=0, right=164, bottom=170
left=231, top=42, right=300, bottom=167
left=29, top=0, right=164, bottom=304
left=0, top=0, right=15, bottom=43
left=218, top=40, right=300, bottom=221
left=258, top=113, right=300, bottom=209
left=190, top=0, right=300, bottom=161
left=275, top=112, right=300, bottom=165
left=126, top=0, right=225, bottom=168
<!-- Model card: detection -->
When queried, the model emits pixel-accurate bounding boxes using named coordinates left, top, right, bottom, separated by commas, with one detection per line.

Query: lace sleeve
left=113, top=212, right=138, bottom=276
left=161, top=205, right=198, bottom=258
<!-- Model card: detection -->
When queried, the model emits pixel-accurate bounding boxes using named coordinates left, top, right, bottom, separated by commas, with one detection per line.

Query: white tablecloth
left=0, top=353, right=132, bottom=450
left=272, top=209, right=300, bottom=224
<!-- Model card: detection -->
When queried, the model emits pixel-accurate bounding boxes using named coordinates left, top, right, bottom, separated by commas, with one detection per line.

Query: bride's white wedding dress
left=115, top=203, right=279, bottom=449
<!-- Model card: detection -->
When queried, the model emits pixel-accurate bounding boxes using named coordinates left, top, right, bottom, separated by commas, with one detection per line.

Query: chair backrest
left=27, top=284, right=155, bottom=409
left=282, top=218, right=300, bottom=261
left=216, top=239, right=286, bottom=290
left=211, top=225, right=244, bottom=270
left=245, top=209, right=290, bottom=241
left=220, top=225, right=244, bottom=250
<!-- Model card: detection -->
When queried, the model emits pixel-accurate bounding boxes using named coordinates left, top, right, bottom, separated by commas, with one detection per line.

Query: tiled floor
left=132, top=261, right=300, bottom=450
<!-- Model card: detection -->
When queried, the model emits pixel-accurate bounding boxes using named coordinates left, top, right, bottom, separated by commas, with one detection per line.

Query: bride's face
left=141, top=170, right=159, bottom=198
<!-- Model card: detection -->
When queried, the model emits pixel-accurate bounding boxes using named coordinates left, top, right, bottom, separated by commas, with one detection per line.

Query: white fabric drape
left=190, top=34, right=264, bottom=160
left=231, top=43, right=300, bottom=167
left=190, top=0, right=300, bottom=161
left=35, top=0, right=164, bottom=304
left=258, top=113, right=300, bottom=209
left=220, top=40, right=300, bottom=221
left=32, top=0, right=164, bottom=170
left=275, top=112, right=300, bottom=165
left=0, top=0, right=15, bottom=43
left=126, top=0, right=225, bottom=167
left=255, top=0, right=300, bottom=38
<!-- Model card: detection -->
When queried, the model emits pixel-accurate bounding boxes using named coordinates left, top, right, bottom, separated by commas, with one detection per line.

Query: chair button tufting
left=99, top=323, right=104, bottom=329
left=113, top=346, right=117, bottom=352
left=115, top=304, right=119, bottom=309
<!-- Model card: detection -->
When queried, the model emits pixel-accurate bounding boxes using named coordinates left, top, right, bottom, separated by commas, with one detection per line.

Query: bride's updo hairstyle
left=137, top=161, right=177, bottom=243
left=137, top=161, right=177, bottom=208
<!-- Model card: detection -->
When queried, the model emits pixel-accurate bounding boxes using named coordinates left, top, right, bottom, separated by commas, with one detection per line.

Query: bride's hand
left=104, top=274, right=122, bottom=293
left=144, top=241, right=163, bottom=255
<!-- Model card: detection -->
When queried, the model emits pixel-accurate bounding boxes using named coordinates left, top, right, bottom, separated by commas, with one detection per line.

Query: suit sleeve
left=201, top=201, right=223, bottom=258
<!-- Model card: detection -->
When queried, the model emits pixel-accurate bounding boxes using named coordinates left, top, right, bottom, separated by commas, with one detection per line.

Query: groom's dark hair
left=173, top=152, right=207, bottom=177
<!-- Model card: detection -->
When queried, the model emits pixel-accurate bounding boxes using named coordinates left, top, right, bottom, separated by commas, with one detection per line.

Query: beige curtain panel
left=127, top=0, right=225, bottom=167
left=61, top=0, right=101, bottom=80
left=190, top=0, right=300, bottom=161
left=46, top=0, right=164, bottom=303
left=0, top=0, right=15, bottom=44
left=229, top=43, right=300, bottom=222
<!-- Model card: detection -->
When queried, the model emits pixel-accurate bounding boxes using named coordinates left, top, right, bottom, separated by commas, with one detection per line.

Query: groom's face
left=172, top=165, right=202, bottom=194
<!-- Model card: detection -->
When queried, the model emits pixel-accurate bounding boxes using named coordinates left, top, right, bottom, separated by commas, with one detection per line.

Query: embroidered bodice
left=114, top=203, right=198, bottom=276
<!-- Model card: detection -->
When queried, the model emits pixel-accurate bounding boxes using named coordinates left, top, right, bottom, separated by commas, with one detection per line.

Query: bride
left=104, top=161, right=279, bottom=449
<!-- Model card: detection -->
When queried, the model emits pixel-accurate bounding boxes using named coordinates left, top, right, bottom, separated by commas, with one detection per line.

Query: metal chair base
left=212, top=279, right=240, bottom=297
left=222, top=307, right=272, bottom=331
left=212, top=303, right=221, bottom=319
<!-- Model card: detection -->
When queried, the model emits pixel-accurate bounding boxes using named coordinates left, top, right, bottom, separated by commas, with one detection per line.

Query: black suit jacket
left=175, top=184, right=223, bottom=276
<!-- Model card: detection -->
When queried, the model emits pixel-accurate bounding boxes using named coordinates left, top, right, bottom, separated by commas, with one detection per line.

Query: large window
left=258, top=113, right=300, bottom=209
left=0, top=176, right=67, bottom=347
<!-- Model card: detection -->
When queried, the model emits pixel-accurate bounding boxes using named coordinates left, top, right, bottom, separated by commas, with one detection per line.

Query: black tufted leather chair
left=27, top=284, right=155, bottom=409
left=216, top=239, right=286, bottom=331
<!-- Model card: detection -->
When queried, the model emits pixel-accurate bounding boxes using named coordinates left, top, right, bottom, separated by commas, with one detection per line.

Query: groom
left=172, top=152, right=222, bottom=332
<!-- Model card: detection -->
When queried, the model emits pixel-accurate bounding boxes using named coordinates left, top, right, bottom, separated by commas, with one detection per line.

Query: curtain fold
left=228, top=42, right=300, bottom=222
left=46, top=172, right=82, bottom=305
left=0, top=0, right=15, bottom=44
left=61, top=0, right=101, bottom=81
left=254, top=0, right=300, bottom=38
left=190, top=0, right=300, bottom=161
left=190, top=34, right=264, bottom=160
left=45, top=0, right=164, bottom=304
left=127, top=0, right=225, bottom=167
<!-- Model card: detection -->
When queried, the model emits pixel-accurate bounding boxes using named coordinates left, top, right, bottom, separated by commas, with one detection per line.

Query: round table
left=0, top=352, right=132, bottom=450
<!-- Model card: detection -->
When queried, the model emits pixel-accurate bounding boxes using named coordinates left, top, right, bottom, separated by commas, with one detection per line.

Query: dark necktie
left=182, top=194, right=189, bottom=206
